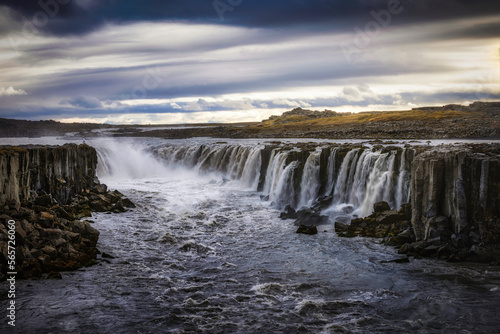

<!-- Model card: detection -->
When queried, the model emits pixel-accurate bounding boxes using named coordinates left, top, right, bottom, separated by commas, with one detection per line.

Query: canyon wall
left=0, top=144, right=133, bottom=280
left=0, top=144, right=97, bottom=207
left=411, top=148, right=500, bottom=246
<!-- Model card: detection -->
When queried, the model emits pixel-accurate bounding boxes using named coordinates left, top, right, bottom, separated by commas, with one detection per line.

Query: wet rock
left=121, top=198, right=136, bottom=208
left=89, top=200, right=109, bottom=212
left=111, top=202, right=126, bottom=213
left=311, top=196, right=333, bottom=211
left=93, top=183, right=107, bottom=194
left=376, top=210, right=401, bottom=225
left=280, top=205, right=297, bottom=220
left=0, top=144, right=136, bottom=280
left=101, top=252, right=115, bottom=259
left=373, top=201, right=391, bottom=213
left=294, top=208, right=329, bottom=226
left=437, top=243, right=456, bottom=260
left=14, top=222, right=27, bottom=243
left=296, top=225, right=318, bottom=235
left=46, top=271, right=62, bottom=279
left=334, top=221, right=353, bottom=237
left=380, top=257, right=410, bottom=264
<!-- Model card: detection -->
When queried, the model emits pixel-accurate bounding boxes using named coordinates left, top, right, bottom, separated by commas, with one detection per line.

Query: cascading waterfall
left=298, top=149, right=321, bottom=208
left=263, top=150, right=299, bottom=207
left=96, top=141, right=170, bottom=179
left=240, top=146, right=264, bottom=189
left=324, top=147, right=339, bottom=196
left=132, top=142, right=413, bottom=221
left=332, top=149, right=360, bottom=204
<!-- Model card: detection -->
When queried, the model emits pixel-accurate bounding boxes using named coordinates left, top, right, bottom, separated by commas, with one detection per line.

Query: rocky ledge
left=0, top=144, right=134, bottom=280
left=335, top=146, right=500, bottom=264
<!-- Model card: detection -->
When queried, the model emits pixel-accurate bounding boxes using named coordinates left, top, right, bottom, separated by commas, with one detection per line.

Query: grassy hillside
left=253, top=109, right=479, bottom=130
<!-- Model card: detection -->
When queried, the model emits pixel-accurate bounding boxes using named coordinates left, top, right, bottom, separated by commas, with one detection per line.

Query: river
left=3, top=137, right=500, bottom=333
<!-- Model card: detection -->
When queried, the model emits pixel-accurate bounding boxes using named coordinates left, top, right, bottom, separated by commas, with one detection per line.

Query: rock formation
left=335, top=145, right=500, bottom=263
left=406, top=147, right=500, bottom=262
left=0, top=144, right=134, bottom=280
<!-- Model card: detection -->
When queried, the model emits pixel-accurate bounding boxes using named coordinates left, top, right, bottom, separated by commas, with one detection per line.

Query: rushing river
left=3, top=137, right=500, bottom=333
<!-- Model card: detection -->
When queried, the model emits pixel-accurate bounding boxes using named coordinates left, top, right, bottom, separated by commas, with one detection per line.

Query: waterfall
left=324, top=147, right=339, bottom=196
left=354, top=151, right=396, bottom=217
left=240, top=146, right=264, bottom=190
left=116, top=141, right=416, bottom=220
left=395, top=150, right=411, bottom=210
left=298, top=150, right=321, bottom=208
left=263, top=150, right=291, bottom=195
left=153, top=144, right=265, bottom=190
left=332, top=149, right=360, bottom=204
left=95, top=141, right=170, bottom=179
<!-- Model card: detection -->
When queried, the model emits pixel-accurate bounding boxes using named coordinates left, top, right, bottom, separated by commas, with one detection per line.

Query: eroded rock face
left=0, top=144, right=97, bottom=206
left=336, top=145, right=500, bottom=263
left=0, top=144, right=134, bottom=280
left=410, top=149, right=500, bottom=246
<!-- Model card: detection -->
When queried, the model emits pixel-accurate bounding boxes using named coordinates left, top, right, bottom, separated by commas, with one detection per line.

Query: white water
left=298, top=149, right=321, bottom=208
left=3, top=137, right=500, bottom=334
left=143, top=142, right=412, bottom=223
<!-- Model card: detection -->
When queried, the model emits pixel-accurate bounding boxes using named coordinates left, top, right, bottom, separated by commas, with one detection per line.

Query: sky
left=0, top=0, right=499, bottom=124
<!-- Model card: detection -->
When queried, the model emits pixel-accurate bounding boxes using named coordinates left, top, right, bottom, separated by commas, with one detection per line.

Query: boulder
left=46, top=271, right=62, bottom=279
left=293, top=208, right=329, bottom=226
left=373, top=201, right=390, bottom=213
left=376, top=210, right=401, bottom=224
left=296, top=225, right=318, bottom=235
left=280, top=205, right=297, bottom=220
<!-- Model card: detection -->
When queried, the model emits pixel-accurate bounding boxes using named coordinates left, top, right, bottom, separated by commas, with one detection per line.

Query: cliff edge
left=0, top=144, right=134, bottom=280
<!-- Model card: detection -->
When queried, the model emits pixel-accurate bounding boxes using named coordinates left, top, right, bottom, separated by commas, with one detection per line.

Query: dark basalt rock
left=373, top=201, right=390, bottom=213
left=0, top=144, right=135, bottom=281
left=280, top=205, right=297, bottom=220
left=335, top=208, right=412, bottom=240
left=293, top=208, right=329, bottom=226
left=296, top=225, right=318, bottom=235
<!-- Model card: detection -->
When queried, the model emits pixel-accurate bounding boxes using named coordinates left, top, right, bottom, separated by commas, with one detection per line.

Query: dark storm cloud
left=3, top=0, right=500, bottom=36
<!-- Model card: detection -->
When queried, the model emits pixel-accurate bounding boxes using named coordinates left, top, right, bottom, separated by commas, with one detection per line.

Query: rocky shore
left=0, top=144, right=134, bottom=280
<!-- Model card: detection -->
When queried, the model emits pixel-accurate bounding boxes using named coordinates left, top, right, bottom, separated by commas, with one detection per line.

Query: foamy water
left=2, top=137, right=500, bottom=333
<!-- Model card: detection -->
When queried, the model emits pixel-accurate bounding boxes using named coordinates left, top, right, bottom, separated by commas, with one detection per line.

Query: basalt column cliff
left=0, top=144, right=134, bottom=280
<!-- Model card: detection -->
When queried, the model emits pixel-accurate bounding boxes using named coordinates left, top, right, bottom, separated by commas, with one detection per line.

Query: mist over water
left=5, top=137, right=500, bottom=333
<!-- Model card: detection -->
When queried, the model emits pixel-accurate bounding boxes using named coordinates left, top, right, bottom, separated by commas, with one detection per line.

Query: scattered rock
left=101, top=252, right=115, bottom=259
left=280, top=205, right=297, bottom=220
left=380, top=257, right=410, bottom=264
left=293, top=208, right=329, bottom=226
left=0, top=144, right=135, bottom=280
left=296, top=225, right=318, bottom=235
left=35, top=194, right=53, bottom=207
left=46, top=271, right=62, bottom=279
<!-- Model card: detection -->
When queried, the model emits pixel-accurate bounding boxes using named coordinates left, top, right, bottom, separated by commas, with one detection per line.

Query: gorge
left=1, top=137, right=500, bottom=333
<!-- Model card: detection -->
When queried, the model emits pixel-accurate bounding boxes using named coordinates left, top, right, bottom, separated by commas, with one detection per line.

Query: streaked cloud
left=0, top=1, right=498, bottom=123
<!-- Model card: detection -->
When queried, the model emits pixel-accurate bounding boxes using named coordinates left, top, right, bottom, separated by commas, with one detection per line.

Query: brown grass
left=252, top=109, right=478, bottom=131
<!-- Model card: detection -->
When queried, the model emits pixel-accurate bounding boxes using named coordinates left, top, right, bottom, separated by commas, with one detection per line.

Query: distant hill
left=0, top=102, right=499, bottom=139
left=244, top=102, right=500, bottom=139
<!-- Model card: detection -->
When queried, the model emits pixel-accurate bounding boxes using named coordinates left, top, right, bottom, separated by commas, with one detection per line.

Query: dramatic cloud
left=0, top=1, right=498, bottom=123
